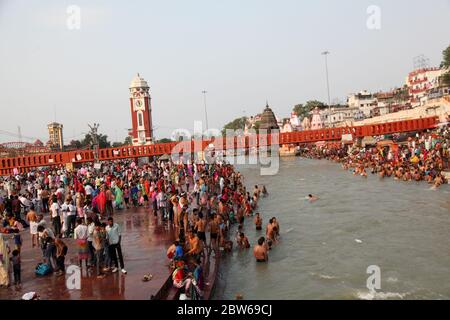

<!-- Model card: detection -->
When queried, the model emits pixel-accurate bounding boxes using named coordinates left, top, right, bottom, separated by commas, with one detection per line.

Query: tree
left=441, top=44, right=450, bottom=68
left=221, top=117, right=247, bottom=136
left=441, top=44, right=450, bottom=86
left=305, top=100, right=327, bottom=110
left=66, top=140, right=82, bottom=149
left=112, top=136, right=133, bottom=148
left=124, top=136, right=132, bottom=145
left=292, top=104, right=303, bottom=117
left=157, top=138, right=172, bottom=143
left=293, top=100, right=326, bottom=120
left=81, top=133, right=111, bottom=149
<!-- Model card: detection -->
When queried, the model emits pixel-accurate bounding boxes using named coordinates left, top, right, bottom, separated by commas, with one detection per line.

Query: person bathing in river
left=265, top=219, right=277, bottom=248
left=253, top=237, right=268, bottom=263
left=266, top=218, right=273, bottom=240
left=262, top=185, right=268, bottom=197
left=308, top=194, right=319, bottom=202
left=254, top=212, right=262, bottom=231
left=272, top=217, right=280, bottom=238
left=237, top=232, right=250, bottom=249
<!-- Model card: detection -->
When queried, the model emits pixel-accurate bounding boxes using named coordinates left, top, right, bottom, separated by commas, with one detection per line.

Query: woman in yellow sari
left=0, top=235, right=10, bottom=287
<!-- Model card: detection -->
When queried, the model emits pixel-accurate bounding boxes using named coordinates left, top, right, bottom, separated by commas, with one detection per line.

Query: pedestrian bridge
left=0, top=116, right=438, bottom=176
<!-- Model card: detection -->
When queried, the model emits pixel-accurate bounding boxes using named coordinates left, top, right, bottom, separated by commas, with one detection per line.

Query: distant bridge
left=0, top=116, right=438, bottom=176
left=0, top=141, right=51, bottom=158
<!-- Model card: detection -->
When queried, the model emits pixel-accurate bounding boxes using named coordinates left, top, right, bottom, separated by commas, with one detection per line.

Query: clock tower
left=129, top=73, right=153, bottom=145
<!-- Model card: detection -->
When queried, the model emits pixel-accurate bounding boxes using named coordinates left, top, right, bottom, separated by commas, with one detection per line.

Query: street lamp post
left=322, top=51, right=331, bottom=127
left=202, top=90, right=209, bottom=132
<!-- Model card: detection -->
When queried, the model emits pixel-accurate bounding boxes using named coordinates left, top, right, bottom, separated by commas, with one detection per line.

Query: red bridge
left=0, top=116, right=438, bottom=176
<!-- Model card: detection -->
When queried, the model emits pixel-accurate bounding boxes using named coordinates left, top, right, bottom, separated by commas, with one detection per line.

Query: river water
left=213, top=157, right=450, bottom=300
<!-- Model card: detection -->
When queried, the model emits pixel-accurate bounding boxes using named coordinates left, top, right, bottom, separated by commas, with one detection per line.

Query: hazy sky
left=1, top=0, right=449, bottom=144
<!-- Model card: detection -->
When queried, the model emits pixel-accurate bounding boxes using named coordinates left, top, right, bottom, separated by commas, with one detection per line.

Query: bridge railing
left=0, top=116, right=438, bottom=175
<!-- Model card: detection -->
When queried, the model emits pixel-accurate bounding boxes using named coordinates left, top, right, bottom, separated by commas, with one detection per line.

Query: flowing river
left=213, top=157, right=450, bottom=299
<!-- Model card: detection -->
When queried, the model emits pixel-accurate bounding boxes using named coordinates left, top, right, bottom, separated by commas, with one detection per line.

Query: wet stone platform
left=0, top=207, right=176, bottom=300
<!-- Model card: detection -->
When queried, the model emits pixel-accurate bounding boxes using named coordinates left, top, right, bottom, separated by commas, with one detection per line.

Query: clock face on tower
left=133, top=99, right=144, bottom=111
left=135, top=99, right=142, bottom=108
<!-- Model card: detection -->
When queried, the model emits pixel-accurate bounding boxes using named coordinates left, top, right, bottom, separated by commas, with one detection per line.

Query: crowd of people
left=0, top=160, right=151, bottom=288
left=299, top=129, right=450, bottom=188
left=0, top=157, right=277, bottom=300
left=162, top=161, right=276, bottom=300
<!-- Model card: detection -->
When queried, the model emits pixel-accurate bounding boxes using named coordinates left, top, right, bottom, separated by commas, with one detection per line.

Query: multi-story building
left=47, top=122, right=64, bottom=150
left=320, top=106, right=362, bottom=127
left=347, top=90, right=377, bottom=118
left=406, top=67, right=445, bottom=107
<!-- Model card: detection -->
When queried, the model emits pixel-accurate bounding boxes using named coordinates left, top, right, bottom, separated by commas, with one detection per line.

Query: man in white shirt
left=67, top=201, right=77, bottom=237
left=56, top=185, right=65, bottom=202
left=50, top=197, right=62, bottom=237
left=61, top=200, right=69, bottom=238
left=86, top=217, right=96, bottom=266
left=84, top=183, right=94, bottom=203
left=74, top=218, right=89, bottom=268
left=37, top=224, right=56, bottom=269
left=19, top=194, right=32, bottom=210
left=74, top=218, right=88, bottom=240
left=106, top=217, right=126, bottom=274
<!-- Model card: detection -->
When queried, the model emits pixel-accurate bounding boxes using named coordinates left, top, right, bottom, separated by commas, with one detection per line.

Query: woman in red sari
left=96, top=186, right=106, bottom=218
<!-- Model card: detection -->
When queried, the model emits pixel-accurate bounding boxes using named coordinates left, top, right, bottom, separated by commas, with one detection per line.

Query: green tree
left=81, top=133, right=111, bottom=149
left=221, top=117, right=247, bottom=136
left=66, top=140, right=82, bottom=149
left=293, top=100, right=326, bottom=120
left=292, top=104, right=303, bottom=117
left=124, top=136, right=132, bottom=145
left=112, top=136, right=133, bottom=147
left=157, top=138, right=172, bottom=143
left=305, top=100, right=327, bottom=110
left=441, top=44, right=450, bottom=68
left=441, top=44, right=450, bottom=86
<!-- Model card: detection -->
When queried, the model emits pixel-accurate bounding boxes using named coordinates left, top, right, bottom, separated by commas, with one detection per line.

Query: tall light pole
left=322, top=50, right=331, bottom=126
left=202, top=90, right=209, bottom=132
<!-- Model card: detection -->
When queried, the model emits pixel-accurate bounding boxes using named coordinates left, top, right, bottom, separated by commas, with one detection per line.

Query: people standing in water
left=272, top=217, right=280, bottom=238
left=253, top=237, right=268, bottom=262
left=237, top=233, right=250, bottom=249
left=254, top=212, right=262, bottom=231
left=262, top=185, right=268, bottom=197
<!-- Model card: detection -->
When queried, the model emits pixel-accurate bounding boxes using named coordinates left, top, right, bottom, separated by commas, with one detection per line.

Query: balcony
left=409, top=77, right=428, bottom=85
